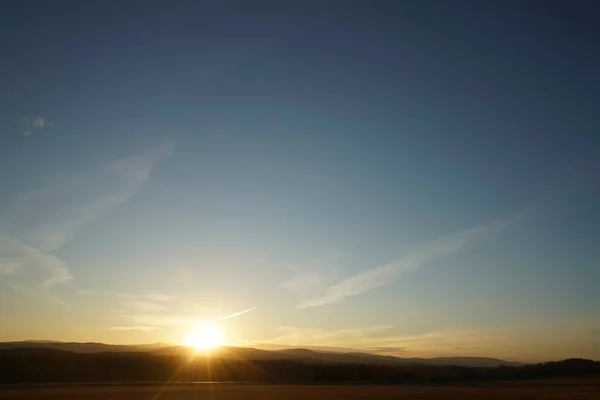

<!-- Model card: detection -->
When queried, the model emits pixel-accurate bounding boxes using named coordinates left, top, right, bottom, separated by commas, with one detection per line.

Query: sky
left=0, top=0, right=599, bottom=363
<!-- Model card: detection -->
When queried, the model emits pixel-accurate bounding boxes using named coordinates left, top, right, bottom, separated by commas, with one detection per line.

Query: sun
left=183, top=321, right=223, bottom=351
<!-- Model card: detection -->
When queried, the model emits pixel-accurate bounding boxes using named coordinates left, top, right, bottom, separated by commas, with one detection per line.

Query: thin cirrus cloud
left=0, top=231, right=72, bottom=290
left=282, top=271, right=323, bottom=295
left=221, top=307, right=257, bottom=319
left=361, top=329, right=513, bottom=358
left=82, top=289, right=229, bottom=331
left=0, top=143, right=172, bottom=294
left=114, top=307, right=256, bottom=330
left=268, top=325, right=514, bottom=358
left=268, top=324, right=600, bottom=361
left=268, top=325, right=393, bottom=347
left=110, top=326, right=158, bottom=331
left=118, top=314, right=197, bottom=327
left=281, top=250, right=346, bottom=298
left=298, top=216, right=518, bottom=308
left=78, top=289, right=174, bottom=303
left=2, top=142, right=173, bottom=252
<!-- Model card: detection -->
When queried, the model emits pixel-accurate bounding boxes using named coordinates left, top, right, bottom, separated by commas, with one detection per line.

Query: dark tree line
left=0, top=348, right=598, bottom=384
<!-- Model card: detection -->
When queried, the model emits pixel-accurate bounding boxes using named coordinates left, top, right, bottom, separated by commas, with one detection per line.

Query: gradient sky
left=1, top=0, right=599, bottom=363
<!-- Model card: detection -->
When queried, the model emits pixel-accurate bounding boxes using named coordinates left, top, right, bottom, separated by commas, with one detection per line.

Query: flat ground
left=2, top=381, right=600, bottom=400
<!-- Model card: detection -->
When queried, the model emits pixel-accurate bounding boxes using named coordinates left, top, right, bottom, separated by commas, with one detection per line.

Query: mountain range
left=0, top=341, right=523, bottom=367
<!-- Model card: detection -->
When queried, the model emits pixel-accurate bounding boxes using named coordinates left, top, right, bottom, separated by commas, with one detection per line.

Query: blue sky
left=0, top=0, right=599, bottom=362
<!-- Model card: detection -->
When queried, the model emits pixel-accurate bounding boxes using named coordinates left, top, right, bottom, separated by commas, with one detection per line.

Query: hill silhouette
left=0, top=342, right=597, bottom=384
left=0, top=347, right=597, bottom=384
left=0, top=341, right=521, bottom=367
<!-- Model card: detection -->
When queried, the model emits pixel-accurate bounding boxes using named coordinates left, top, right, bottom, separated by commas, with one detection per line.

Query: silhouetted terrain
left=0, top=341, right=168, bottom=354
left=0, top=346, right=597, bottom=384
left=0, top=341, right=521, bottom=367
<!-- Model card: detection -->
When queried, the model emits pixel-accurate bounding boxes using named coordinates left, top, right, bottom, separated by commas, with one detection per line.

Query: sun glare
left=184, top=322, right=223, bottom=351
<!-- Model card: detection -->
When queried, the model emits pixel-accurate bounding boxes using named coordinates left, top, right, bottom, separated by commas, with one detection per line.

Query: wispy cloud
left=264, top=322, right=600, bottom=361
left=0, top=143, right=172, bottom=297
left=298, top=217, right=517, bottom=308
left=221, top=307, right=257, bottom=319
left=269, top=325, right=393, bottom=347
left=122, top=300, right=171, bottom=313
left=359, top=329, right=515, bottom=358
left=78, top=289, right=174, bottom=303
left=364, top=346, right=406, bottom=353
left=83, top=289, right=226, bottom=331
left=0, top=231, right=73, bottom=290
left=2, top=143, right=173, bottom=252
left=283, top=271, right=324, bottom=295
left=267, top=325, right=513, bottom=358
left=110, top=326, right=158, bottom=331
left=359, top=327, right=594, bottom=361
left=22, top=116, right=52, bottom=136
left=118, top=314, right=197, bottom=327
left=282, top=250, right=346, bottom=298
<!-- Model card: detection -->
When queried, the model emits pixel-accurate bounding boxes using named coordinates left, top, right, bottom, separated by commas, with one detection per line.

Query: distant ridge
left=0, top=341, right=167, bottom=354
left=0, top=341, right=523, bottom=367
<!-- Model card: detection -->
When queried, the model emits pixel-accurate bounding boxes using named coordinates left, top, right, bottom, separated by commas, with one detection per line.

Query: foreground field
left=2, top=381, right=600, bottom=400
